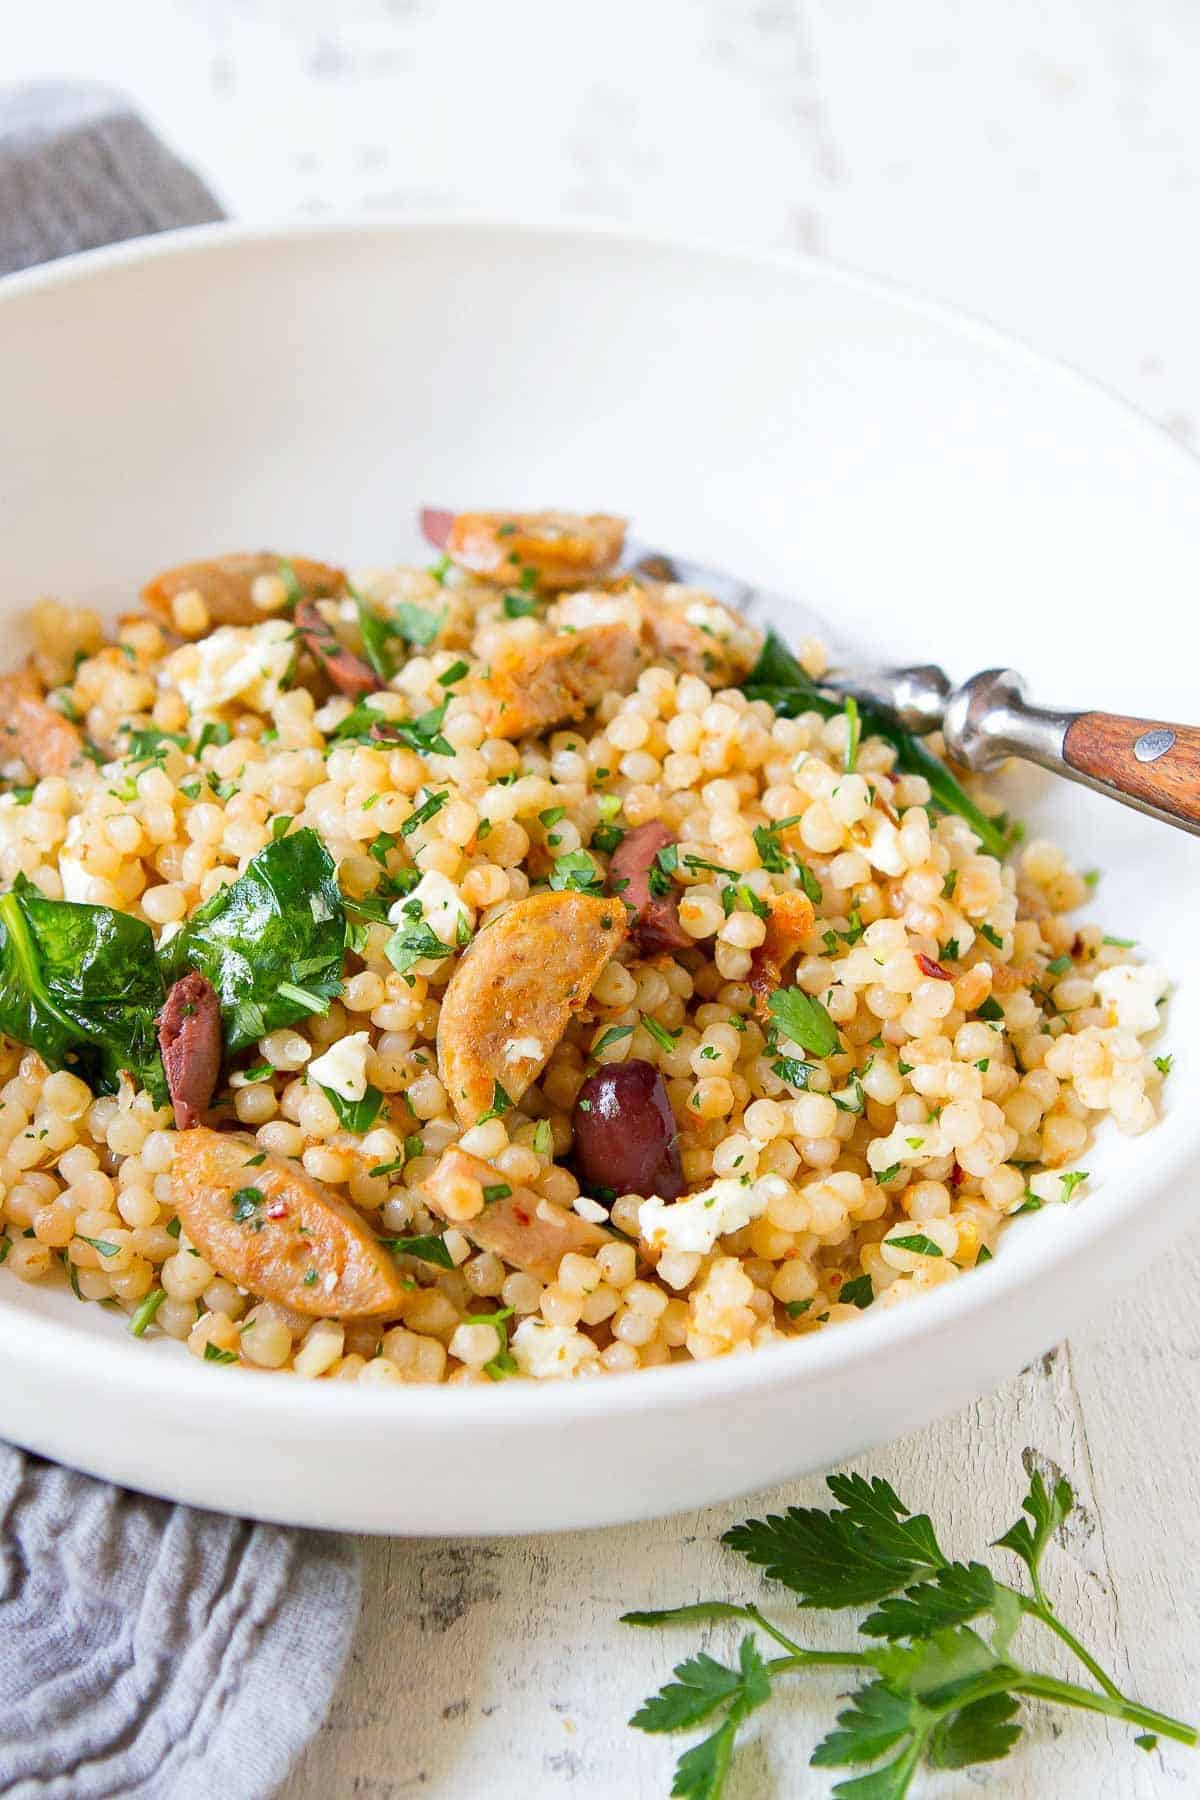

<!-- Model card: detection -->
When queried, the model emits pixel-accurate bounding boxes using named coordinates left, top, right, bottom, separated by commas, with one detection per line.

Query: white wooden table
left=10, top=4, right=1200, bottom=1792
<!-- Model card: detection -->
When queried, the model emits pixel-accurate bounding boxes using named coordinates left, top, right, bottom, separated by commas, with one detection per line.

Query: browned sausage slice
left=0, top=666, right=83, bottom=778
left=294, top=598, right=382, bottom=699
left=437, top=890, right=627, bottom=1125
left=471, top=624, right=642, bottom=740
left=640, top=592, right=761, bottom=685
left=424, top=1147, right=610, bottom=1281
left=173, top=1128, right=407, bottom=1318
left=142, top=553, right=345, bottom=629
left=158, top=972, right=222, bottom=1131
left=607, top=821, right=690, bottom=956
left=423, top=509, right=626, bottom=590
left=748, top=890, right=817, bottom=1018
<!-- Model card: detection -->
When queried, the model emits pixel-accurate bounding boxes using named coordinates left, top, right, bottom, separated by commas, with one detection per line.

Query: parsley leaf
left=724, top=1475, right=946, bottom=1609
left=320, top=1084, right=385, bottom=1134
left=767, top=986, right=840, bottom=1058
left=378, top=1232, right=454, bottom=1270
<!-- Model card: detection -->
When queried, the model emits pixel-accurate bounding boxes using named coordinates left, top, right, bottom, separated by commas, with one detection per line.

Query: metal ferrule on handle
left=943, top=669, right=1200, bottom=838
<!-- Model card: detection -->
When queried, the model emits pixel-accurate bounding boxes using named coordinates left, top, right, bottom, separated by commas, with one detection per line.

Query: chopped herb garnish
left=838, top=1273, right=874, bottom=1309
left=77, top=1233, right=120, bottom=1259
left=320, top=1084, right=385, bottom=1135
left=593, top=1023, right=635, bottom=1056
left=129, top=1287, right=167, bottom=1336
left=400, top=789, right=449, bottom=838
left=379, top=1232, right=455, bottom=1270
left=843, top=696, right=860, bottom=772
left=203, top=1343, right=239, bottom=1364
left=979, top=924, right=1005, bottom=950
left=482, top=1183, right=512, bottom=1203
left=767, top=987, right=839, bottom=1058
left=888, top=1232, right=944, bottom=1257
left=643, top=1016, right=680, bottom=1054
left=548, top=850, right=605, bottom=896
left=1046, top=955, right=1071, bottom=977
left=231, top=1187, right=264, bottom=1224
left=478, top=1081, right=514, bottom=1124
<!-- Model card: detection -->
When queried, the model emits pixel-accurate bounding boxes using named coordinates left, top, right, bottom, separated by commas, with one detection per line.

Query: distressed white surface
left=9, top=2, right=1200, bottom=1793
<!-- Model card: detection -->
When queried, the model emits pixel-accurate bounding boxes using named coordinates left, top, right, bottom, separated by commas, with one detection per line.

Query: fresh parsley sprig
left=625, top=1461, right=1195, bottom=1797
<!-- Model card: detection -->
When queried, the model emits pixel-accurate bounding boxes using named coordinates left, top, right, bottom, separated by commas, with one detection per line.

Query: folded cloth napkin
left=0, top=82, right=361, bottom=1800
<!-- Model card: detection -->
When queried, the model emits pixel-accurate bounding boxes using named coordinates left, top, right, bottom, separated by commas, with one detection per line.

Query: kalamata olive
left=572, top=1059, right=684, bottom=1201
left=607, top=821, right=690, bottom=956
left=158, top=972, right=223, bottom=1132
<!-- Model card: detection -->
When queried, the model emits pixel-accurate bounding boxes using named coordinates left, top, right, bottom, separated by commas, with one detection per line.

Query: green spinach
left=163, top=829, right=345, bottom=1052
left=0, top=875, right=166, bottom=1099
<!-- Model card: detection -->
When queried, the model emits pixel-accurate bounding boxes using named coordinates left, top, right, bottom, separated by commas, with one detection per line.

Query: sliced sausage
left=437, top=890, right=627, bottom=1126
left=158, top=972, right=222, bottom=1131
left=422, top=509, right=626, bottom=590
left=419, top=508, right=455, bottom=550
left=424, top=1147, right=610, bottom=1281
left=471, top=623, right=642, bottom=740
left=749, top=889, right=817, bottom=1018
left=173, top=1127, right=407, bottom=1318
left=142, top=553, right=345, bottom=630
left=0, top=665, right=83, bottom=779
left=640, top=591, right=761, bottom=686
left=607, top=821, right=690, bottom=956
left=294, top=598, right=381, bottom=699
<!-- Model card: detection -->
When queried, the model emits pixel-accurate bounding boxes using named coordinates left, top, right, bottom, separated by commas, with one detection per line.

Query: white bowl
left=0, top=218, right=1196, bottom=1535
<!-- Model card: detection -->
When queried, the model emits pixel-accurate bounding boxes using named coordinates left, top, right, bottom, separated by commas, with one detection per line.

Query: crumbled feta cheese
left=573, top=1194, right=610, bottom=1225
left=308, top=1031, right=371, bottom=1103
left=388, top=869, right=474, bottom=948
left=683, top=599, right=734, bottom=639
left=511, top=1318, right=599, bottom=1380
left=58, top=816, right=94, bottom=902
left=1094, top=964, right=1168, bottom=1035
left=867, top=1120, right=950, bottom=1172
left=504, top=1036, right=544, bottom=1063
left=165, top=619, right=295, bottom=715
left=638, top=1175, right=785, bottom=1257
left=550, top=590, right=643, bottom=633
left=864, top=815, right=905, bottom=877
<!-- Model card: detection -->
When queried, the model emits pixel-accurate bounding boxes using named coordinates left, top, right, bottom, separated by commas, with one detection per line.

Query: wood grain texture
left=1065, top=714, right=1200, bottom=830
left=9, top=3, right=1200, bottom=1794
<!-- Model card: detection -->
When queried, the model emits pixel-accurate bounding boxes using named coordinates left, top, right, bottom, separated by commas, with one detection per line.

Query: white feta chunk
left=388, top=869, right=474, bottom=948
left=1094, top=964, right=1168, bottom=1036
left=165, top=620, right=295, bottom=715
left=504, top=1036, right=544, bottom=1063
left=637, top=1175, right=785, bottom=1257
left=511, top=1318, right=599, bottom=1380
left=308, top=1031, right=372, bottom=1104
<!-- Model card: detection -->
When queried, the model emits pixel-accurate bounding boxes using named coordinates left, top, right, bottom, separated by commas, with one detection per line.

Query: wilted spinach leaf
left=0, top=875, right=165, bottom=1099
left=164, top=828, right=345, bottom=1052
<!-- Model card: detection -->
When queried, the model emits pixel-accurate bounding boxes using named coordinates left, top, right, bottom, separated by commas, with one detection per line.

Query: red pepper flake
left=513, top=1206, right=531, bottom=1226
left=265, top=1199, right=289, bottom=1220
left=916, top=952, right=953, bottom=982
left=950, top=1160, right=964, bottom=1190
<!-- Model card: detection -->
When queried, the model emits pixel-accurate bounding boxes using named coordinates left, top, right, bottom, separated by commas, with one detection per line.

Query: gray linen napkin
left=0, top=82, right=361, bottom=1799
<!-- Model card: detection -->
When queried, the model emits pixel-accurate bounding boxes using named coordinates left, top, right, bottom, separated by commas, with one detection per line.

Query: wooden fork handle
left=1062, top=714, right=1200, bottom=834
left=942, top=672, right=1200, bottom=838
